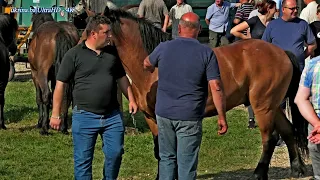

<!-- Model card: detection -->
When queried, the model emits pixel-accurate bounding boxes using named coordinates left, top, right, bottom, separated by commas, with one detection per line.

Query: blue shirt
left=262, top=17, right=315, bottom=71
left=149, top=37, right=221, bottom=121
left=205, top=2, right=237, bottom=33
left=299, top=56, right=320, bottom=115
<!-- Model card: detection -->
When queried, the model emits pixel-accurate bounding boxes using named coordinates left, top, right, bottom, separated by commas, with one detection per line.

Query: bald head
left=179, top=12, right=200, bottom=29
left=282, top=0, right=296, bottom=7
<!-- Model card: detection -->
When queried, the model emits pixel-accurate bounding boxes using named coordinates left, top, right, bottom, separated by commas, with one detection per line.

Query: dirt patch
left=12, top=62, right=32, bottom=82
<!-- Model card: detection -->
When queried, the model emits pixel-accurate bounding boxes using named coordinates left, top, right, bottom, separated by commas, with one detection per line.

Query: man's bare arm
left=205, top=18, right=210, bottom=25
left=117, top=76, right=135, bottom=102
left=294, top=85, right=320, bottom=127
left=117, top=76, right=138, bottom=114
left=209, top=79, right=227, bottom=135
left=162, top=14, right=169, bottom=32
left=305, top=41, right=317, bottom=59
left=143, top=56, right=155, bottom=73
left=50, top=80, right=67, bottom=130
left=51, top=81, right=66, bottom=117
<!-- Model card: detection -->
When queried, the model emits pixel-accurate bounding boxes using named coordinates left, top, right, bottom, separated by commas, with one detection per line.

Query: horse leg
left=0, top=87, right=7, bottom=130
left=144, top=115, right=160, bottom=179
left=253, top=110, right=277, bottom=180
left=60, top=84, right=70, bottom=135
left=0, top=72, right=8, bottom=129
left=273, top=108, right=306, bottom=177
left=32, top=73, right=43, bottom=129
left=38, top=75, right=51, bottom=135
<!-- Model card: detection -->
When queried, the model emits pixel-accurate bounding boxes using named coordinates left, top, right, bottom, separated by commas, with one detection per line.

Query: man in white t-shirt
left=166, top=0, right=193, bottom=38
left=300, top=0, right=318, bottom=24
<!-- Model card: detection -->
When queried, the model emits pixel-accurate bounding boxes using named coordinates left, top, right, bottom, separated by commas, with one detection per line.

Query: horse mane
left=31, top=13, right=54, bottom=33
left=106, top=9, right=172, bottom=54
left=0, top=13, right=18, bottom=45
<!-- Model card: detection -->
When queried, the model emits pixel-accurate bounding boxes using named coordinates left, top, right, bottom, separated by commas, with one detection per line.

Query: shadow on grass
left=5, top=105, right=37, bottom=124
left=197, top=165, right=313, bottom=180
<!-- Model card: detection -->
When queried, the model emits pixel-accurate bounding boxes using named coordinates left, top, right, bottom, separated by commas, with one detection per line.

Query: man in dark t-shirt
left=49, top=15, right=137, bottom=180
left=262, top=0, right=316, bottom=71
left=144, top=12, right=227, bottom=179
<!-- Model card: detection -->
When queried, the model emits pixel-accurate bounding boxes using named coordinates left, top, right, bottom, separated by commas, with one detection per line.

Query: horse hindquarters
left=0, top=54, right=10, bottom=129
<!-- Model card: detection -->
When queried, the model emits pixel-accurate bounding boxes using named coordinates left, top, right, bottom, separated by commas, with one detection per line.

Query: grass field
left=0, top=79, right=313, bottom=180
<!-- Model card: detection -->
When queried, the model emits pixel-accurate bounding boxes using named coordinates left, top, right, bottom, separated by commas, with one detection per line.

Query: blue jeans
left=72, top=106, right=125, bottom=180
left=156, top=115, right=202, bottom=180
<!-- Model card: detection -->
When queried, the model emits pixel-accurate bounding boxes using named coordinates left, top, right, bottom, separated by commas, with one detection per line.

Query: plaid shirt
left=299, top=56, right=320, bottom=114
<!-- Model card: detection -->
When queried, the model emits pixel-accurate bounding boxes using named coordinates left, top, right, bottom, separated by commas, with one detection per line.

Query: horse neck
left=115, top=44, right=155, bottom=89
left=114, top=18, right=164, bottom=89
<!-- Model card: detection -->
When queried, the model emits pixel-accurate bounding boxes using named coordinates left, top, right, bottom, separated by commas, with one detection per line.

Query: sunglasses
left=284, top=6, right=299, bottom=11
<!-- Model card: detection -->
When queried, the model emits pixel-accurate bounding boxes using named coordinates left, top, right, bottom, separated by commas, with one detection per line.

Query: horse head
left=30, top=5, right=54, bottom=32
left=0, top=13, right=18, bottom=47
left=104, top=8, right=171, bottom=54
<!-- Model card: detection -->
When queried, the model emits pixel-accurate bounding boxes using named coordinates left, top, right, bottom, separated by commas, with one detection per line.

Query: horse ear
left=103, top=6, right=110, bottom=16
left=52, top=5, right=56, bottom=8
left=9, top=12, right=15, bottom=19
left=30, top=5, right=35, bottom=9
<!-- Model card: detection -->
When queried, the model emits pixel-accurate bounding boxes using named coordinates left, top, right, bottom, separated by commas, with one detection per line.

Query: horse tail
left=54, top=27, right=77, bottom=105
left=54, top=28, right=76, bottom=75
left=285, top=50, right=309, bottom=157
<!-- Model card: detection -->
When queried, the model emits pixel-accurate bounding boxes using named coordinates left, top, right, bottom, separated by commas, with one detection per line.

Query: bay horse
left=28, top=9, right=79, bottom=135
left=103, top=9, right=309, bottom=179
left=0, top=13, right=18, bottom=129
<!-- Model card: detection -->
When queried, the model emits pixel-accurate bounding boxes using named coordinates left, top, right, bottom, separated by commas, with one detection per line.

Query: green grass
left=0, top=81, right=263, bottom=179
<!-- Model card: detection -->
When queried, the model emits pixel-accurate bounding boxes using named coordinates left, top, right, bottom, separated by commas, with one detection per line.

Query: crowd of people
left=44, top=0, right=320, bottom=179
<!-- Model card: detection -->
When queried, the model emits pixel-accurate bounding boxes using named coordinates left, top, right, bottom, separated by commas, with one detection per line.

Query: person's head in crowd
left=281, top=0, right=299, bottom=21
left=215, top=0, right=224, bottom=7
left=316, top=4, right=320, bottom=20
left=85, top=15, right=112, bottom=49
left=177, top=0, right=185, bottom=6
left=303, top=0, right=316, bottom=6
left=257, top=0, right=277, bottom=17
left=178, top=12, right=201, bottom=39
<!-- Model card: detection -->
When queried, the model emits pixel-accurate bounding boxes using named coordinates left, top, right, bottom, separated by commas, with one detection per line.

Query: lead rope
left=127, top=113, right=138, bottom=135
left=131, top=113, right=137, bottom=130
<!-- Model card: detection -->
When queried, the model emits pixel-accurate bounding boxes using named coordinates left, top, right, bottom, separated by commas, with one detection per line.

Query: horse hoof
left=8, top=60, right=15, bottom=81
left=0, top=124, right=7, bottom=130
left=61, top=130, right=69, bottom=135
left=253, top=173, right=268, bottom=180
left=291, top=157, right=307, bottom=178
left=40, top=130, right=49, bottom=136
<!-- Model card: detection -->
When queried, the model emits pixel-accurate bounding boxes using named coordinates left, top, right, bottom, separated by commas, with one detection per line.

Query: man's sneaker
left=248, top=119, right=256, bottom=129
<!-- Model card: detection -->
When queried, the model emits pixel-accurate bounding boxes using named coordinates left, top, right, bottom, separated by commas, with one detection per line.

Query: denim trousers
left=308, top=124, right=320, bottom=180
left=156, top=115, right=203, bottom=180
left=72, top=106, right=125, bottom=180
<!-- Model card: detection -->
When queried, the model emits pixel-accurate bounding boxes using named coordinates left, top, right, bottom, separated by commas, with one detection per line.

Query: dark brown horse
left=0, top=13, right=18, bottom=130
left=102, top=9, right=309, bottom=179
left=28, top=10, right=79, bottom=135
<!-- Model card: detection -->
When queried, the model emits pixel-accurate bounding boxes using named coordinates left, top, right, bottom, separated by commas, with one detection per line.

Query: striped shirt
left=235, top=3, right=254, bottom=35
left=299, top=56, right=320, bottom=114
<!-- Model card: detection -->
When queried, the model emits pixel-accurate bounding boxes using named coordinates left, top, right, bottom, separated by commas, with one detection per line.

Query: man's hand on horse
left=50, top=116, right=61, bottom=130
left=129, top=101, right=138, bottom=115
left=217, top=118, right=228, bottom=135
